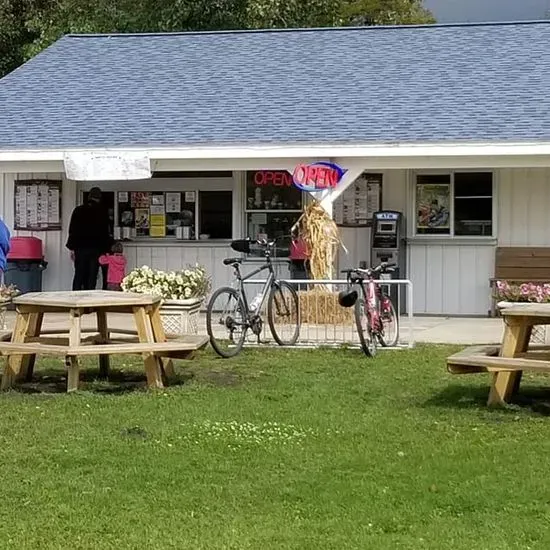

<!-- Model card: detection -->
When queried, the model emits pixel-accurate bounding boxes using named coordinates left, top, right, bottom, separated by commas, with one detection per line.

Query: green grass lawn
left=1, top=345, right=550, bottom=549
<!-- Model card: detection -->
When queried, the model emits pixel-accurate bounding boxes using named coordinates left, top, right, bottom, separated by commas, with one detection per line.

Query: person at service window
left=66, top=187, right=113, bottom=290
left=0, top=216, right=10, bottom=283
left=289, top=225, right=309, bottom=284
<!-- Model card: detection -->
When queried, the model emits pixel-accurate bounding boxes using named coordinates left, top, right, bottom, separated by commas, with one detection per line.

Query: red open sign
left=254, top=171, right=293, bottom=187
left=292, top=164, right=340, bottom=190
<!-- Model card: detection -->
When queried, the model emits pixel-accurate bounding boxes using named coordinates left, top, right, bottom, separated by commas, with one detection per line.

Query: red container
left=7, top=236, right=43, bottom=260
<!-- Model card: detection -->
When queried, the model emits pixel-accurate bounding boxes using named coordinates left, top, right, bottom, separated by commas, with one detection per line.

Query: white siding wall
left=407, top=240, right=494, bottom=315
left=123, top=242, right=290, bottom=300
left=0, top=172, right=77, bottom=291
left=498, top=168, right=550, bottom=246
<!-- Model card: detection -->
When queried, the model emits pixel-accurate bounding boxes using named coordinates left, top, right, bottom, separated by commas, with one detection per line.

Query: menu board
left=117, top=191, right=195, bottom=239
left=333, top=173, right=382, bottom=227
left=14, top=180, right=62, bottom=231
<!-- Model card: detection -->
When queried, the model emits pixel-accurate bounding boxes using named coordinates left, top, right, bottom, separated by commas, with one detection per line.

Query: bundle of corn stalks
left=293, top=200, right=342, bottom=280
left=292, top=200, right=351, bottom=324
left=299, top=289, right=354, bottom=325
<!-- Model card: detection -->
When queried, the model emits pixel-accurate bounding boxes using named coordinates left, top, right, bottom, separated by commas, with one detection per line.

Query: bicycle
left=206, top=238, right=301, bottom=358
left=338, top=262, right=400, bottom=357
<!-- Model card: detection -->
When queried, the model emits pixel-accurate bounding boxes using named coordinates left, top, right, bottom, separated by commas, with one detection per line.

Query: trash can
left=5, top=237, right=47, bottom=307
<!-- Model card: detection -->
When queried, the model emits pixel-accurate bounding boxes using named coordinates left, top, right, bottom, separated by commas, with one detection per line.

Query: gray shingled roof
left=0, top=21, right=549, bottom=150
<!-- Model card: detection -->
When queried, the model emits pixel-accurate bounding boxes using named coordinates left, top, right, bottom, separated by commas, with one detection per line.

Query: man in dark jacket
left=66, top=187, right=112, bottom=290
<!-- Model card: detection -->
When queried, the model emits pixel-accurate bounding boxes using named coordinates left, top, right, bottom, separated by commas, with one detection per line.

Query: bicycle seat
left=223, top=257, right=243, bottom=266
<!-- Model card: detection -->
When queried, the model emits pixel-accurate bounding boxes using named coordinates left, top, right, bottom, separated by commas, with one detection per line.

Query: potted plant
left=121, top=265, right=211, bottom=335
left=0, top=284, right=19, bottom=330
left=494, top=280, right=549, bottom=343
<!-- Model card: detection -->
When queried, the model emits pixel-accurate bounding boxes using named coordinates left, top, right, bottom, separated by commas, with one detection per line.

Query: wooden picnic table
left=0, top=290, right=208, bottom=392
left=447, top=303, right=550, bottom=406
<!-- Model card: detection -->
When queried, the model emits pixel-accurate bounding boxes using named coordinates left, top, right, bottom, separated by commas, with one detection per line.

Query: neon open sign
left=292, top=162, right=347, bottom=192
left=253, top=162, right=347, bottom=192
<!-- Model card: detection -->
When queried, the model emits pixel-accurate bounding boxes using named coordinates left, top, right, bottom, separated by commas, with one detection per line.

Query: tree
left=341, top=0, right=435, bottom=25
left=0, top=0, right=435, bottom=78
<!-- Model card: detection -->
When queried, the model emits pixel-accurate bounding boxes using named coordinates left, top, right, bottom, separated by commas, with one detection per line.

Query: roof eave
left=3, top=141, right=550, bottom=163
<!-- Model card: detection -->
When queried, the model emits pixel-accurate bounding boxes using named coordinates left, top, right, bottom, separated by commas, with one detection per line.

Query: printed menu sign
left=333, top=173, right=382, bottom=227
left=14, top=180, right=62, bottom=230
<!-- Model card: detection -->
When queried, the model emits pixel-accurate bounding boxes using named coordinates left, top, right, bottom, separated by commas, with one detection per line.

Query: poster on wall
left=131, top=192, right=150, bottom=208
left=14, top=180, right=62, bottom=231
left=135, top=208, right=150, bottom=231
left=165, top=192, right=181, bottom=213
left=333, top=173, right=382, bottom=227
left=415, top=183, right=450, bottom=233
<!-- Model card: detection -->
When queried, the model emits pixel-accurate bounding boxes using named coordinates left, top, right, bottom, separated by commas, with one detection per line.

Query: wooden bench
left=0, top=335, right=208, bottom=359
left=489, top=247, right=550, bottom=317
left=447, top=344, right=550, bottom=405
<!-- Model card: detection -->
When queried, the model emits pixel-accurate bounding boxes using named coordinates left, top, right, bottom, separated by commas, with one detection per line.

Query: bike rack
left=244, top=278, right=415, bottom=349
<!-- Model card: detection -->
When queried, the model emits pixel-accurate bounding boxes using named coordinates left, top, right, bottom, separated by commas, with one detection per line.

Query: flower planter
left=159, top=298, right=203, bottom=336
left=497, top=301, right=547, bottom=344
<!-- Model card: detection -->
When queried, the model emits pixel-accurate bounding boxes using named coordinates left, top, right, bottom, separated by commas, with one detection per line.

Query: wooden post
left=1, top=311, right=31, bottom=390
left=133, top=306, right=163, bottom=389
left=96, top=310, right=110, bottom=379
left=66, top=309, right=82, bottom=392
left=18, top=312, right=44, bottom=382
left=488, top=318, right=531, bottom=406
left=148, top=303, right=176, bottom=379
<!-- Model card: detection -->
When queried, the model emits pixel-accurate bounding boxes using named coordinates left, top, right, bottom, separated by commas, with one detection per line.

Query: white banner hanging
left=63, top=151, right=151, bottom=181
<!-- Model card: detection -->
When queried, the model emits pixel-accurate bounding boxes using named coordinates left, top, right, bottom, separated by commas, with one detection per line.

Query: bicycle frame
left=358, top=277, right=381, bottom=331
left=232, top=259, right=275, bottom=320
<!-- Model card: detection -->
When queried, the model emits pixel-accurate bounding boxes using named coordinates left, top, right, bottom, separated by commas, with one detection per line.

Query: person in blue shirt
left=0, top=217, right=11, bottom=281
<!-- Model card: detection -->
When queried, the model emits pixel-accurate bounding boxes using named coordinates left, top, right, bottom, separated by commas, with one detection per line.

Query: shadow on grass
left=9, top=355, right=249, bottom=395
left=13, top=367, right=193, bottom=395
left=424, top=383, right=550, bottom=416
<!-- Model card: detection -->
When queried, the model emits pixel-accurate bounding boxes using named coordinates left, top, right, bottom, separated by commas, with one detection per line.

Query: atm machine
left=370, top=211, right=407, bottom=314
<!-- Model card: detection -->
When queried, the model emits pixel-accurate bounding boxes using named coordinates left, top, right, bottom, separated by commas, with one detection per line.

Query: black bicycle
left=206, top=238, right=301, bottom=358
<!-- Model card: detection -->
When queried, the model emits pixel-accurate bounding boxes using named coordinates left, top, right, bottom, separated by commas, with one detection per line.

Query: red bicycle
left=338, top=262, right=399, bottom=357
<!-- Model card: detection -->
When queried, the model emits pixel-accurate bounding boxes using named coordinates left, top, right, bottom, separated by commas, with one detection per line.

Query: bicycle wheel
left=267, top=281, right=300, bottom=346
left=354, top=296, right=377, bottom=357
left=206, top=287, right=247, bottom=358
left=378, top=294, right=399, bottom=347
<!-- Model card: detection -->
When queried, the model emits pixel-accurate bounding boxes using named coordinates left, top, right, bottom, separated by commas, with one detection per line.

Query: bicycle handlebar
left=341, top=262, right=397, bottom=278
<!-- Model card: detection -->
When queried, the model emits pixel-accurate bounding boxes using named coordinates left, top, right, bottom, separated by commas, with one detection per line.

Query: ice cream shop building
left=1, top=20, right=550, bottom=316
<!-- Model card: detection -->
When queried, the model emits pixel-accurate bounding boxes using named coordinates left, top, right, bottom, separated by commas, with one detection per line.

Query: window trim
left=411, top=169, right=496, bottom=239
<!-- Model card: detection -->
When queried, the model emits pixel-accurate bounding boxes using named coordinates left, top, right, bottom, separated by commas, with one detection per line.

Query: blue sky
left=423, top=0, right=550, bottom=22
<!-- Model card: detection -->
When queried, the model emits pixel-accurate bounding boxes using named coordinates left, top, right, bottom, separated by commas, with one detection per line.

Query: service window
left=198, top=191, right=232, bottom=239
left=116, top=190, right=232, bottom=240
left=414, top=172, right=493, bottom=237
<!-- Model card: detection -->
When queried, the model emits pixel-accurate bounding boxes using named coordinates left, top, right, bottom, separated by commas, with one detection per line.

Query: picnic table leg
left=133, top=306, right=163, bottom=389
left=96, top=310, right=110, bottom=379
left=1, top=311, right=31, bottom=390
left=66, top=309, right=82, bottom=393
left=148, top=304, right=176, bottom=379
left=488, top=320, right=531, bottom=406
left=18, top=312, right=44, bottom=382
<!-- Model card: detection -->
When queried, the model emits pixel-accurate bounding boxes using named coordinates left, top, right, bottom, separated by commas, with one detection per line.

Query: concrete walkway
left=1, top=310, right=505, bottom=346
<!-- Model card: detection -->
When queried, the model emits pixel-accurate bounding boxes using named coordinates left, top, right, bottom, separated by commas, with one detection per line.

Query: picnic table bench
left=490, top=247, right=550, bottom=316
left=448, top=303, right=550, bottom=406
left=0, top=291, right=208, bottom=392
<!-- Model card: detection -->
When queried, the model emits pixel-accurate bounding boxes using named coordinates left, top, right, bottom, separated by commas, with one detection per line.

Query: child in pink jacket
left=99, top=242, right=126, bottom=291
